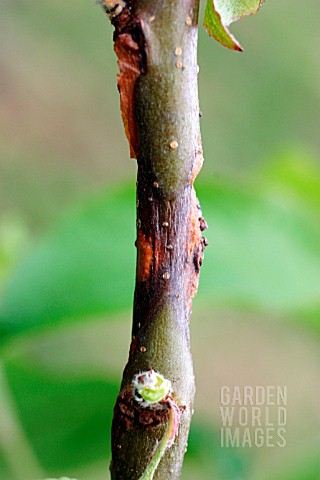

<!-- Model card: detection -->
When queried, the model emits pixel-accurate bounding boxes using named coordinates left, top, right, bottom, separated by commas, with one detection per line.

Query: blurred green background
left=1, top=0, right=320, bottom=479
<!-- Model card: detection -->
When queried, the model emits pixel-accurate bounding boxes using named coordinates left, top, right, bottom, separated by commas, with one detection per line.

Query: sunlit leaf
left=204, top=0, right=265, bottom=51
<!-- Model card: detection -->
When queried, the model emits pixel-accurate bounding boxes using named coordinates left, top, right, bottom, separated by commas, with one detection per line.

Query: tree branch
left=99, top=1, right=207, bottom=477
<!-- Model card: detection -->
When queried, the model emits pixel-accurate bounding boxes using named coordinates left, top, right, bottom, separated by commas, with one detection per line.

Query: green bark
left=100, top=1, right=206, bottom=478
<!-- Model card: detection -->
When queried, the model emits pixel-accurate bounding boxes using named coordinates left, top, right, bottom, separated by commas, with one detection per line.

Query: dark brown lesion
left=133, top=179, right=208, bottom=330
left=114, top=385, right=171, bottom=431
left=113, top=380, right=187, bottom=433
left=183, top=186, right=208, bottom=312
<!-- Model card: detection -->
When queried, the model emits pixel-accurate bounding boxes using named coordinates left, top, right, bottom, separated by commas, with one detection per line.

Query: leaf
left=4, top=358, right=118, bottom=472
left=186, top=422, right=246, bottom=480
left=198, top=177, right=320, bottom=314
left=260, top=150, right=320, bottom=223
left=0, top=215, right=30, bottom=286
left=0, top=185, right=136, bottom=340
left=204, top=0, right=265, bottom=51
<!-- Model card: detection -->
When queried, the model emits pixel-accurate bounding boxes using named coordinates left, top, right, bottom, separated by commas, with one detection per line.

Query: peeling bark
left=114, top=32, right=141, bottom=158
left=112, top=3, right=146, bottom=157
left=100, top=1, right=207, bottom=478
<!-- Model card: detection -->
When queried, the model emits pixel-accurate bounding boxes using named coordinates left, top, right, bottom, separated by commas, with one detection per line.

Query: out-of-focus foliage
left=0, top=186, right=136, bottom=338
left=1, top=158, right=320, bottom=339
left=0, top=1, right=319, bottom=480
left=5, top=359, right=118, bottom=471
left=1, top=157, right=320, bottom=480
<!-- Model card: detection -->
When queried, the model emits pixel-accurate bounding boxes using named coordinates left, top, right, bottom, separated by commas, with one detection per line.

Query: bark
left=100, top=0, right=207, bottom=478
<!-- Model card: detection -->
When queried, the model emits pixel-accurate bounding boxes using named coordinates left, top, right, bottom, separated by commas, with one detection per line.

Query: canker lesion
left=114, top=33, right=141, bottom=158
left=137, top=230, right=153, bottom=282
left=185, top=188, right=204, bottom=308
left=110, top=3, right=147, bottom=160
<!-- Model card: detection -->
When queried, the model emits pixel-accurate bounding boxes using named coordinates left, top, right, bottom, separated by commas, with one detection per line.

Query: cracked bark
left=100, top=0, right=207, bottom=478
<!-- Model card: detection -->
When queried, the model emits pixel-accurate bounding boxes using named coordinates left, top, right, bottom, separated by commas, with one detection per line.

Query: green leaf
left=204, top=0, right=265, bottom=51
left=0, top=185, right=136, bottom=340
left=186, top=423, right=246, bottom=480
left=0, top=215, right=30, bottom=286
left=260, top=149, right=320, bottom=222
left=199, top=176, right=320, bottom=314
left=4, top=358, right=118, bottom=472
